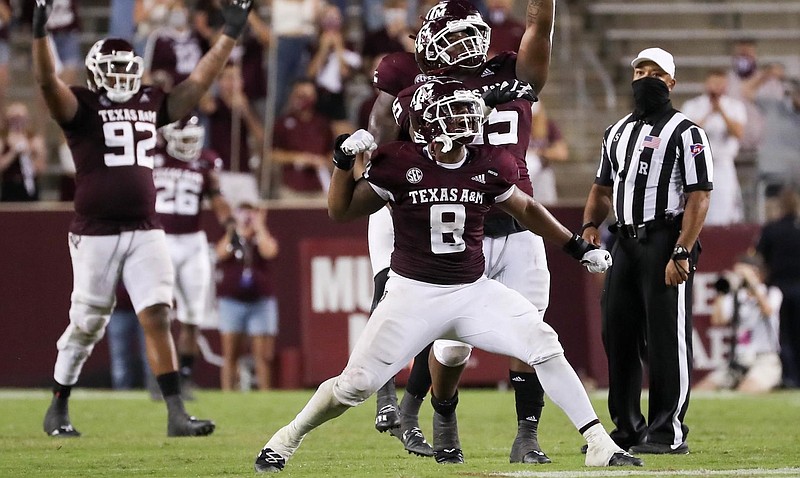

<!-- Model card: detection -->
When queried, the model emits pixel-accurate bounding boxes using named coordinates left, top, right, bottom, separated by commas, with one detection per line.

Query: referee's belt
left=611, top=215, right=681, bottom=240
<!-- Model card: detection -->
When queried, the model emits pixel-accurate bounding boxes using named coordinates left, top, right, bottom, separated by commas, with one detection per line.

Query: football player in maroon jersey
left=253, top=78, right=641, bottom=472
left=33, top=0, right=251, bottom=437
left=366, top=0, right=559, bottom=464
left=154, top=116, right=233, bottom=398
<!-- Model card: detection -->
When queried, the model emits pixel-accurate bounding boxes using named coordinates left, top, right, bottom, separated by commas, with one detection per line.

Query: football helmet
left=415, top=0, right=491, bottom=75
left=85, top=38, right=143, bottom=103
left=162, top=116, right=205, bottom=162
left=408, top=77, right=484, bottom=152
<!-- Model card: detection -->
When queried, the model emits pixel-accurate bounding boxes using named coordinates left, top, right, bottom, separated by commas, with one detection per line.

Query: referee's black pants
left=601, top=226, right=694, bottom=449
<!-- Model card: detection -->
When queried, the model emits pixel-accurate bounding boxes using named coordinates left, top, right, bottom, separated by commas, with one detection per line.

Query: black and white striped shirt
left=595, top=109, right=714, bottom=225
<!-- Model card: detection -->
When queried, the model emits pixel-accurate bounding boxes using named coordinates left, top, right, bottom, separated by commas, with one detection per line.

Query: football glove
left=580, top=249, right=613, bottom=273
left=340, top=129, right=377, bottom=156
left=222, top=0, right=254, bottom=39
left=481, top=80, right=538, bottom=110
left=33, top=0, right=53, bottom=38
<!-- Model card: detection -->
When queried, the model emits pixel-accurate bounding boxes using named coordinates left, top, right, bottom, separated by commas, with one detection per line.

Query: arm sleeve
left=680, top=125, right=714, bottom=192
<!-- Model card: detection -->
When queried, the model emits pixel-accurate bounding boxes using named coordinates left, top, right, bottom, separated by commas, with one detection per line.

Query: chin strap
left=433, top=134, right=454, bottom=153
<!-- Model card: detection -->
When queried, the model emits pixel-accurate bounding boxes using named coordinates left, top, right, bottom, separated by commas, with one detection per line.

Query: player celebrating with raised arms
left=253, top=78, right=642, bottom=472
left=367, top=0, right=559, bottom=463
left=33, top=0, right=252, bottom=437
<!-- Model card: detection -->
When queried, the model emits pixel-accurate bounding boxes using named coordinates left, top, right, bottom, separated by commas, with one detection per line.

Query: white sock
left=533, top=354, right=599, bottom=429
left=265, top=377, right=350, bottom=459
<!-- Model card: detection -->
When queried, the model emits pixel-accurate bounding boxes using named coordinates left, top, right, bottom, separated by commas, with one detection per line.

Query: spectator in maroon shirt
left=486, top=0, right=525, bottom=56
left=271, top=78, right=334, bottom=199
left=143, top=1, right=207, bottom=91
left=200, top=63, right=264, bottom=173
left=215, top=203, right=279, bottom=391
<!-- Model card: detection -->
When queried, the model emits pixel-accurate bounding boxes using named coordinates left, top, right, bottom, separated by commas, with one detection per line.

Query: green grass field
left=3, top=388, right=799, bottom=477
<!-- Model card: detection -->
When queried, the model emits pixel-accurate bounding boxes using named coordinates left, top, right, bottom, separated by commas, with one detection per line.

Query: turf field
left=2, top=388, right=799, bottom=477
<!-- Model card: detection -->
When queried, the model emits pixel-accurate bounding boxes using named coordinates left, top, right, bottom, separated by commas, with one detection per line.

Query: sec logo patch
left=406, top=167, right=423, bottom=184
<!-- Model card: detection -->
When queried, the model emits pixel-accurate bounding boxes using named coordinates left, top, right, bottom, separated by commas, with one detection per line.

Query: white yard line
left=494, top=468, right=800, bottom=477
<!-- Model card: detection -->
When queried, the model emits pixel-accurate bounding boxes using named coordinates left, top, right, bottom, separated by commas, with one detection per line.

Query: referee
left=581, top=48, right=713, bottom=455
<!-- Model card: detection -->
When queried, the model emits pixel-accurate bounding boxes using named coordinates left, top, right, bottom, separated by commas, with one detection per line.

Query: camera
left=228, top=230, right=246, bottom=260
left=713, top=272, right=748, bottom=294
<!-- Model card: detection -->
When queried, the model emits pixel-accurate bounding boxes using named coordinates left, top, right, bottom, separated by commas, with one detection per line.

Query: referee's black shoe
left=629, top=441, right=689, bottom=455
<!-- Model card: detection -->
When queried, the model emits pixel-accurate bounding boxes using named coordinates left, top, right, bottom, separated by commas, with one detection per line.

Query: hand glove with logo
left=33, top=0, right=53, bottom=38
left=563, top=233, right=613, bottom=273
left=481, top=80, right=538, bottom=110
left=341, top=129, right=377, bottom=156
left=222, top=0, right=254, bottom=39
left=580, top=249, right=613, bottom=273
left=332, top=129, right=377, bottom=170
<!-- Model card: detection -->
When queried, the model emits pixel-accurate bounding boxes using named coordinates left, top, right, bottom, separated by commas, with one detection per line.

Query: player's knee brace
left=333, top=367, right=378, bottom=407
left=433, top=339, right=473, bottom=367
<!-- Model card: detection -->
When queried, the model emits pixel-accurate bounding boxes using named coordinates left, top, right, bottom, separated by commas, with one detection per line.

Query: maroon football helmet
left=162, top=116, right=205, bottom=162
left=415, top=0, right=491, bottom=75
left=408, top=77, right=484, bottom=152
left=85, top=38, right=143, bottom=103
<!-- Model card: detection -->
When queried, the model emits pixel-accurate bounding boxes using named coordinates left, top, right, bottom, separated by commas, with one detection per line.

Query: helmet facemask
left=85, top=40, right=143, bottom=103
left=163, top=119, right=205, bottom=162
left=423, top=90, right=484, bottom=152
left=417, top=17, right=491, bottom=75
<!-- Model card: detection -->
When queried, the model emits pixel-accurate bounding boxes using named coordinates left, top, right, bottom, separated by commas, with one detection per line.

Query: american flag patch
left=690, top=143, right=705, bottom=157
left=642, top=135, right=661, bottom=149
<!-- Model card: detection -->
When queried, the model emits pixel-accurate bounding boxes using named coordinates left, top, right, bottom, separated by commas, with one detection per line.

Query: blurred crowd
left=0, top=0, right=575, bottom=206
left=0, top=2, right=796, bottom=225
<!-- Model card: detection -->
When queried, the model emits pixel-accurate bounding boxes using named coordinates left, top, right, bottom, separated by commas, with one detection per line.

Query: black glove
left=333, top=134, right=355, bottom=171
left=562, top=233, right=596, bottom=260
left=33, top=0, right=53, bottom=38
left=482, top=80, right=538, bottom=109
left=222, top=0, right=254, bottom=39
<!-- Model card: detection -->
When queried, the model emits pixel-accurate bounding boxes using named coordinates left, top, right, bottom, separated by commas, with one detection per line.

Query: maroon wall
left=0, top=204, right=761, bottom=389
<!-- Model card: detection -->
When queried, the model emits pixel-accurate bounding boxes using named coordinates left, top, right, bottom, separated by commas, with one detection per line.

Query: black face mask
left=632, top=77, right=671, bottom=119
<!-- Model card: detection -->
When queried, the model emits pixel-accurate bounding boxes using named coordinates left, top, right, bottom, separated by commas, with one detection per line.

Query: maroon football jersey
left=61, top=86, right=170, bottom=235
left=146, top=31, right=206, bottom=86
left=364, top=142, right=519, bottom=285
left=153, top=147, right=222, bottom=234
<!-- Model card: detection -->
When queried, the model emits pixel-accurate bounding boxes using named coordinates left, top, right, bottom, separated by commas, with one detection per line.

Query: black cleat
left=167, top=415, right=215, bottom=437
left=432, top=409, right=463, bottom=464
left=391, top=426, right=434, bottom=457
left=375, top=404, right=400, bottom=432
left=254, top=447, right=286, bottom=473
left=43, top=401, right=80, bottom=437
left=629, top=441, right=689, bottom=455
left=434, top=447, right=464, bottom=464
left=609, top=451, right=644, bottom=466
left=509, top=420, right=551, bottom=464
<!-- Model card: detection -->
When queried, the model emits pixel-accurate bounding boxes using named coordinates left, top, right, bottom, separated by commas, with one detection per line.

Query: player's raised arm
left=167, top=0, right=252, bottom=122
left=32, top=0, right=78, bottom=124
left=328, top=131, right=386, bottom=221
left=516, top=0, right=555, bottom=94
